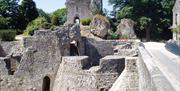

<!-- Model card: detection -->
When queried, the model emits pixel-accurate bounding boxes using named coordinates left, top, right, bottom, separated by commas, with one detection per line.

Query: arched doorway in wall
left=42, top=76, right=50, bottom=91
left=74, top=16, right=80, bottom=24
left=175, top=13, right=178, bottom=26
left=70, top=40, right=80, bottom=56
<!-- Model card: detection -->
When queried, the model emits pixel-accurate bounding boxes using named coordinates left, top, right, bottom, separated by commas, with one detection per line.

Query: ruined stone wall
left=0, top=45, right=6, bottom=57
left=109, top=57, right=139, bottom=91
left=0, top=30, right=63, bottom=91
left=0, top=24, right=83, bottom=91
left=66, top=0, right=92, bottom=24
left=66, top=0, right=102, bottom=24
left=84, top=38, right=114, bottom=66
left=53, top=56, right=124, bottom=91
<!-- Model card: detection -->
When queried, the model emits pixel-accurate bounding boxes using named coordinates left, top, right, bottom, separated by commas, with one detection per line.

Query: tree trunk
left=146, top=26, right=150, bottom=42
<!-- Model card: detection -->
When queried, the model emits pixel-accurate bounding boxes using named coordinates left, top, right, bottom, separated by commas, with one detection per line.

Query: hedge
left=81, top=18, right=91, bottom=25
left=0, top=29, right=16, bottom=41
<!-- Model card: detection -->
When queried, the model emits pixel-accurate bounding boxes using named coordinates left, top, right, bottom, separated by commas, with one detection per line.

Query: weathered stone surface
left=109, top=57, right=139, bottom=91
left=116, top=19, right=136, bottom=38
left=85, top=38, right=114, bottom=66
left=0, top=24, right=84, bottom=91
left=0, top=45, right=6, bottom=57
left=138, top=45, right=176, bottom=91
left=0, top=23, right=141, bottom=91
left=114, top=42, right=138, bottom=57
left=0, top=41, right=17, bottom=55
left=90, top=15, right=110, bottom=38
left=69, top=24, right=81, bottom=41
left=52, top=56, right=120, bottom=91
left=65, top=0, right=102, bottom=24
left=62, top=56, right=90, bottom=70
left=99, top=55, right=125, bottom=73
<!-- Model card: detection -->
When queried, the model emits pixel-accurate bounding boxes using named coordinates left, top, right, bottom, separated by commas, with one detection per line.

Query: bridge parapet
left=138, top=43, right=175, bottom=91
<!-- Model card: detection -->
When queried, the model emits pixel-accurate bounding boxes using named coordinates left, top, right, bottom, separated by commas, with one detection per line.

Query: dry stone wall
left=53, top=56, right=124, bottom=91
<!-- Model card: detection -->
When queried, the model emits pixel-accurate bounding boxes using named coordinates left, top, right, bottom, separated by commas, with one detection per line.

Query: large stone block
left=62, top=56, right=90, bottom=70
left=99, top=55, right=125, bottom=73
left=116, top=19, right=136, bottom=38
left=85, top=39, right=114, bottom=66
left=90, top=15, right=110, bottom=38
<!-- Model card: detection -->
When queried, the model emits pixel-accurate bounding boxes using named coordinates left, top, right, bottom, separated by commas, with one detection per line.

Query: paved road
left=144, top=42, right=180, bottom=90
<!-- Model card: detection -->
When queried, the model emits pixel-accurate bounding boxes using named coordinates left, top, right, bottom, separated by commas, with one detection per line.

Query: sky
left=28, top=0, right=113, bottom=13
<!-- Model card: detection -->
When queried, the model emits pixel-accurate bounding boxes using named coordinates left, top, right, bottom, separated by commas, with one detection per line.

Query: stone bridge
left=110, top=41, right=180, bottom=91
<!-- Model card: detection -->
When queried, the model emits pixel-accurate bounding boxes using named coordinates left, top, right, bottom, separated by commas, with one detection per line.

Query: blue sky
left=28, top=0, right=113, bottom=13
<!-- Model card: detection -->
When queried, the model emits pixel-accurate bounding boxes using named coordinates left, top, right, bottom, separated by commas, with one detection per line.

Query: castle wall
left=109, top=57, right=139, bottom=91
left=65, top=0, right=102, bottom=24
left=0, top=24, right=82, bottom=91
left=84, top=38, right=114, bottom=66
left=52, top=56, right=124, bottom=91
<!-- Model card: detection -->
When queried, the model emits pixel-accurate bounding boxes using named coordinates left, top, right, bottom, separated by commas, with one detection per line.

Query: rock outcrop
left=90, top=15, right=110, bottom=38
left=116, top=19, right=136, bottom=38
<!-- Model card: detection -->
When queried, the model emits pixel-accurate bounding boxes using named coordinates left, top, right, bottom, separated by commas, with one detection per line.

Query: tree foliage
left=38, top=9, right=50, bottom=22
left=0, top=0, right=19, bottom=17
left=20, top=0, right=39, bottom=23
left=0, top=16, right=11, bottom=29
left=0, top=0, right=21, bottom=29
left=51, top=8, right=67, bottom=25
left=51, top=15, right=59, bottom=26
left=24, top=17, right=50, bottom=36
left=108, top=0, right=175, bottom=40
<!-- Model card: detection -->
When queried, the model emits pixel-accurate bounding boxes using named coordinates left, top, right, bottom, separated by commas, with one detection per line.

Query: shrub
left=0, top=29, right=16, bottom=41
left=24, top=17, right=49, bottom=36
left=0, top=16, right=10, bottom=29
left=120, top=35, right=129, bottom=39
left=41, top=22, right=52, bottom=29
left=177, top=37, right=180, bottom=40
left=51, top=8, right=67, bottom=25
left=81, top=18, right=91, bottom=25
left=172, top=26, right=180, bottom=34
left=51, top=15, right=59, bottom=25
left=109, top=32, right=119, bottom=39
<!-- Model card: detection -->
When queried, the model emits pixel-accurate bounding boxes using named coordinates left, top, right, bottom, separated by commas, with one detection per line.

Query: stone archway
left=42, top=76, right=50, bottom=91
left=175, top=13, right=178, bottom=25
left=70, top=40, right=80, bottom=56
left=74, top=16, right=80, bottom=24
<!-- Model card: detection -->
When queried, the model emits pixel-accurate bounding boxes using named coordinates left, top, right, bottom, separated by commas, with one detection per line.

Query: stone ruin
left=0, top=23, right=139, bottom=91
left=65, top=0, right=102, bottom=24
left=116, top=19, right=137, bottom=39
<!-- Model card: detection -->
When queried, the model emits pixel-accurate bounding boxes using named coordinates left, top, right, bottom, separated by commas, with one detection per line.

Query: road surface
left=144, top=42, right=180, bottom=91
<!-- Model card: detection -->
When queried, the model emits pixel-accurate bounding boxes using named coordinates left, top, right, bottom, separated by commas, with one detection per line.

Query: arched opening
left=74, top=16, right=80, bottom=24
left=175, top=14, right=178, bottom=26
left=70, top=40, right=80, bottom=56
left=42, top=76, right=50, bottom=91
left=100, top=88, right=108, bottom=91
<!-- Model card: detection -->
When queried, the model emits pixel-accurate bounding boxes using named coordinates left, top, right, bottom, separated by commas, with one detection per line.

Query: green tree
left=0, top=16, right=10, bottom=29
left=20, top=0, right=39, bottom=23
left=51, top=8, right=67, bottom=25
left=51, top=15, right=59, bottom=26
left=0, top=0, right=22, bottom=29
left=0, top=0, right=19, bottom=17
left=24, top=17, right=50, bottom=36
left=108, top=0, right=175, bottom=41
left=38, top=9, right=51, bottom=22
